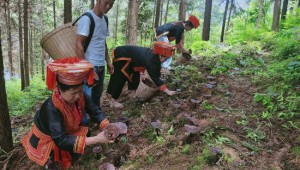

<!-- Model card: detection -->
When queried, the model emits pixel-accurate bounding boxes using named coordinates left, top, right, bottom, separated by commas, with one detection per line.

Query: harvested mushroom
left=207, top=75, right=216, bottom=80
left=205, top=83, right=215, bottom=89
left=184, top=114, right=200, bottom=126
left=103, top=123, right=120, bottom=140
left=151, top=120, right=163, bottom=135
left=190, top=99, right=202, bottom=104
left=98, top=163, right=116, bottom=170
left=115, top=122, right=128, bottom=134
left=184, top=124, right=201, bottom=134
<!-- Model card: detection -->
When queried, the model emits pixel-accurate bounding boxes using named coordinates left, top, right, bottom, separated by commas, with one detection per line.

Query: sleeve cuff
left=99, top=118, right=110, bottom=130
left=73, top=136, right=86, bottom=154
left=159, top=84, right=167, bottom=91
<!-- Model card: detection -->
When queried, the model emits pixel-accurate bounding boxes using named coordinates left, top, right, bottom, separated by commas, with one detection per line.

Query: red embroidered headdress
left=188, top=15, right=200, bottom=29
left=153, top=41, right=177, bottom=58
left=46, top=57, right=94, bottom=90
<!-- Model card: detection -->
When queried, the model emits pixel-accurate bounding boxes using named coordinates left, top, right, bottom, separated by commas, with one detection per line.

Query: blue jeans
left=158, top=35, right=172, bottom=69
left=83, top=66, right=105, bottom=107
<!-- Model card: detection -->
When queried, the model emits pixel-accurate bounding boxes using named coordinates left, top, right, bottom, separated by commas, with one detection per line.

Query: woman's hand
left=163, top=88, right=177, bottom=96
left=95, top=131, right=114, bottom=143
left=86, top=131, right=114, bottom=146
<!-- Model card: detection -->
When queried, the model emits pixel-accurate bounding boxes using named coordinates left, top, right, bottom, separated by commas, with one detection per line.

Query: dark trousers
left=107, top=61, right=140, bottom=99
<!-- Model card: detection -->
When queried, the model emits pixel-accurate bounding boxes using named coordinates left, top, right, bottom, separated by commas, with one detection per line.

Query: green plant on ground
left=215, top=136, right=231, bottom=145
left=190, top=147, right=211, bottom=169
left=201, top=100, right=213, bottom=110
left=245, top=126, right=266, bottom=142
left=181, top=144, right=190, bottom=155
left=291, top=146, right=300, bottom=156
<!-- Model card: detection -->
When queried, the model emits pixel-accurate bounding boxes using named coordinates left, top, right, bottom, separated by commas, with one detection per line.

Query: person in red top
left=155, top=15, right=200, bottom=70
left=107, top=44, right=177, bottom=109
left=21, top=57, right=112, bottom=169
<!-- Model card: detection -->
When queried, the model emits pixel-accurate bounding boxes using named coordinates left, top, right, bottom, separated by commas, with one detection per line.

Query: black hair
left=184, top=20, right=194, bottom=28
left=56, top=77, right=83, bottom=92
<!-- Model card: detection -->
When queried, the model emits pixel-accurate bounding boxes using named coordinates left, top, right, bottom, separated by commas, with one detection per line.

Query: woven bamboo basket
left=40, top=23, right=78, bottom=60
left=135, top=72, right=158, bottom=101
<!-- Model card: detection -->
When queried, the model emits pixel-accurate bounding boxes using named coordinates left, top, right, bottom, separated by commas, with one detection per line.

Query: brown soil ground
left=1, top=59, right=299, bottom=170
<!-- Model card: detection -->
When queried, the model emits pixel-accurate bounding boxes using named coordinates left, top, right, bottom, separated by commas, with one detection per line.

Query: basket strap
left=73, top=13, right=108, bottom=52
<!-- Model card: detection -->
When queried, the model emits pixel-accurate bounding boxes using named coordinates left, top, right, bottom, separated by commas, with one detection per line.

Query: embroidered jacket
left=21, top=91, right=109, bottom=167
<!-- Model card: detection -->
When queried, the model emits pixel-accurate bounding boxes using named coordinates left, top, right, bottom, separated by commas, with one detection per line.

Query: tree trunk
left=202, top=0, right=212, bottom=41
left=178, top=0, right=187, bottom=46
left=114, top=1, right=119, bottom=46
left=0, top=28, right=14, bottom=153
left=272, top=0, right=281, bottom=31
left=90, top=0, right=95, bottom=9
left=64, top=0, right=72, bottom=24
left=19, top=0, right=25, bottom=90
left=298, top=0, right=300, bottom=7
left=53, top=0, right=56, bottom=28
left=5, top=0, right=14, bottom=79
left=41, top=0, right=45, bottom=80
left=178, top=0, right=187, bottom=21
left=24, top=0, right=30, bottom=87
left=281, top=0, right=289, bottom=20
left=226, top=0, right=233, bottom=31
left=155, top=0, right=161, bottom=28
left=256, top=0, right=264, bottom=27
left=152, top=0, right=156, bottom=30
left=164, top=0, right=170, bottom=24
left=160, top=2, right=163, bottom=26
left=220, top=0, right=229, bottom=42
left=126, top=0, right=138, bottom=45
left=29, top=5, right=34, bottom=77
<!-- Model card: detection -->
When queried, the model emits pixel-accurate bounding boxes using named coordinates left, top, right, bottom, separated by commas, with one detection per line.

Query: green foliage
left=227, top=22, right=265, bottom=44
left=291, top=146, right=300, bottom=156
left=282, top=8, right=300, bottom=29
left=215, top=136, right=231, bottom=145
left=201, top=100, right=213, bottom=110
left=245, top=127, right=266, bottom=142
left=272, top=38, right=300, bottom=59
left=191, top=147, right=211, bottom=169
left=6, top=75, right=51, bottom=116
left=210, top=52, right=238, bottom=75
left=181, top=144, right=190, bottom=154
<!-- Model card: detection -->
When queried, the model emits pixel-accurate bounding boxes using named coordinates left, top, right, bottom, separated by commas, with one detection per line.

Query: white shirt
left=77, top=10, right=109, bottom=66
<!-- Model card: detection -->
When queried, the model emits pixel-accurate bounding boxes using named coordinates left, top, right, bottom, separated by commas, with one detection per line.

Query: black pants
left=107, top=61, right=140, bottom=99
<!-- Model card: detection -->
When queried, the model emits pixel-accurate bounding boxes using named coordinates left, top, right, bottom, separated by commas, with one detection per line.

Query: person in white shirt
left=76, top=0, right=115, bottom=108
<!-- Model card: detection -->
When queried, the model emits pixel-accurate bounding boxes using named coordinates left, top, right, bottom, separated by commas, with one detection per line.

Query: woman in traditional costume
left=22, top=57, right=111, bottom=169
left=107, top=44, right=177, bottom=109
left=155, top=15, right=200, bottom=70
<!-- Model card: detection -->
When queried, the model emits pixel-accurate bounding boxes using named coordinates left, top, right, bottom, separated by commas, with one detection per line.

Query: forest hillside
left=0, top=0, right=299, bottom=169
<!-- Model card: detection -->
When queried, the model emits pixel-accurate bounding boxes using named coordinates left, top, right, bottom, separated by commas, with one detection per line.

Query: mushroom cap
left=191, top=99, right=201, bottom=104
left=151, top=120, right=163, bottom=130
left=93, top=146, right=102, bottom=153
left=98, top=163, right=116, bottom=170
left=104, top=123, right=120, bottom=140
left=115, top=122, right=128, bottom=134
left=184, top=124, right=201, bottom=134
